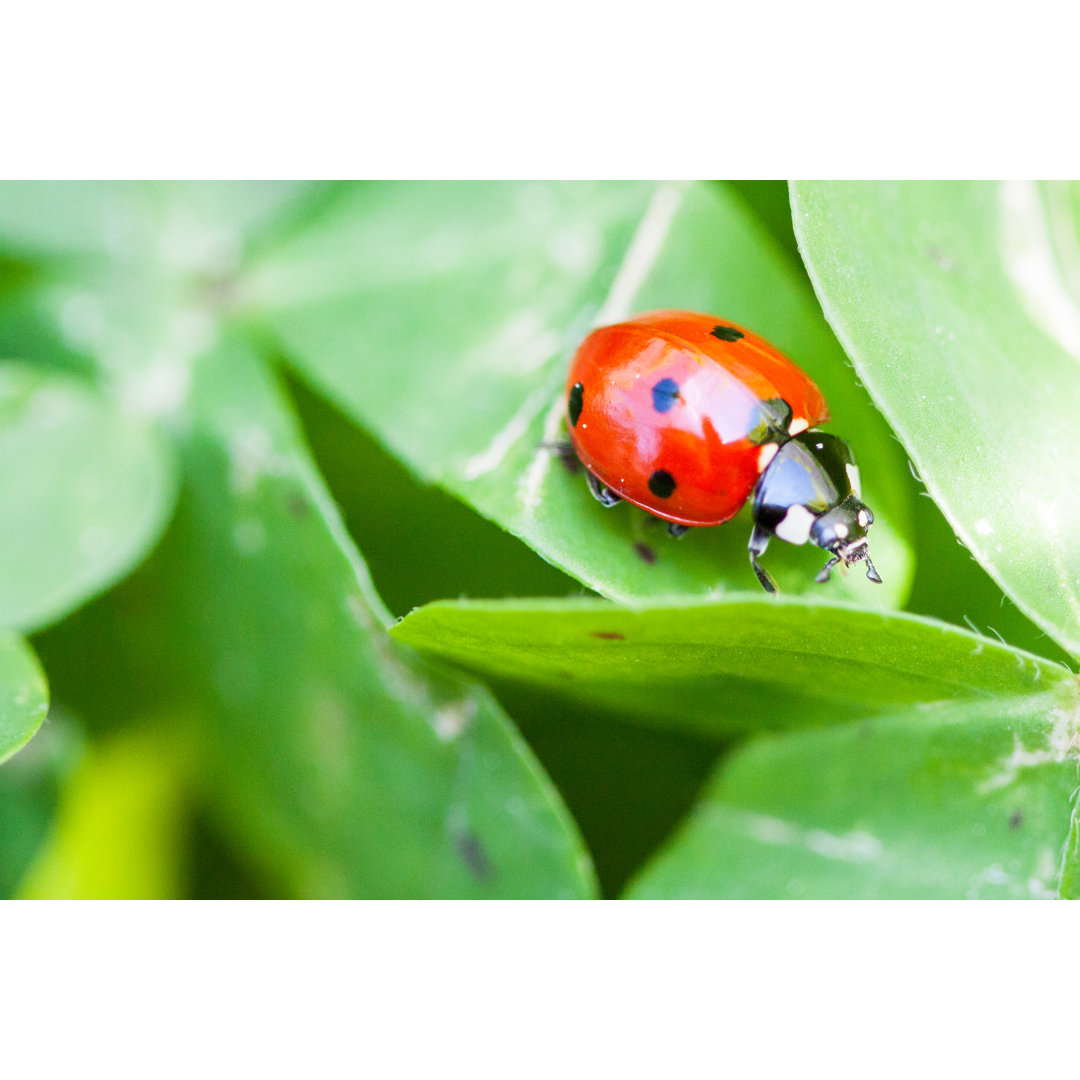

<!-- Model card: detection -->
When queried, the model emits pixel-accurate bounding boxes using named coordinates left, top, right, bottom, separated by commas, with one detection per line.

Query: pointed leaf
left=391, top=596, right=1066, bottom=737
left=0, top=632, right=49, bottom=764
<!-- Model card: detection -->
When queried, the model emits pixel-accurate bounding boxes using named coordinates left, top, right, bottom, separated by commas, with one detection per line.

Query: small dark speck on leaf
left=1009, top=810, right=1024, bottom=829
left=557, top=669, right=576, bottom=680
left=286, top=490, right=310, bottom=518
left=454, top=830, right=494, bottom=882
left=634, top=542, right=657, bottom=564
left=591, top=631, right=625, bottom=640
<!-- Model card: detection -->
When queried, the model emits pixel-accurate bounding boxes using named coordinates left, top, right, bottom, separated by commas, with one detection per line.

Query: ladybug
left=565, top=309, right=881, bottom=592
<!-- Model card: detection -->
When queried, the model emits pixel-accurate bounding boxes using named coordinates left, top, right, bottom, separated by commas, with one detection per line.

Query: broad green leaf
left=243, top=181, right=914, bottom=605
left=792, top=180, right=1080, bottom=656
left=0, top=363, right=177, bottom=631
left=17, top=721, right=191, bottom=899
left=147, top=339, right=594, bottom=898
left=0, top=181, right=323, bottom=265
left=628, top=689, right=1080, bottom=899
left=0, top=182, right=135, bottom=259
left=0, top=632, right=49, bottom=764
left=391, top=596, right=1066, bottom=737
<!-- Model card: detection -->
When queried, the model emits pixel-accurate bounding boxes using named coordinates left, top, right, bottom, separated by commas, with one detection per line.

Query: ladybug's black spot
left=651, top=377, right=680, bottom=413
left=711, top=325, right=744, bottom=342
left=568, top=382, right=584, bottom=427
left=648, top=469, right=677, bottom=499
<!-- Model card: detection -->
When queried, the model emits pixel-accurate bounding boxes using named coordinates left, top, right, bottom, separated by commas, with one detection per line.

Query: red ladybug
left=565, top=310, right=881, bottom=592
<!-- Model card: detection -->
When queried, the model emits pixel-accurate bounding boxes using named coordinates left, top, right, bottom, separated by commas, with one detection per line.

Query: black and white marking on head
left=773, top=504, right=816, bottom=546
left=651, top=377, right=680, bottom=413
left=568, top=382, right=584, bottom=427
left=648, top=469, right=677, bottom=499
left=710, top=325, right=745, bottom=342
left=748, top=429, right=880, bottom=591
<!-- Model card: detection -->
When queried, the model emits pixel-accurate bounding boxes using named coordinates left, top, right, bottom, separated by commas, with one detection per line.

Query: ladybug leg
left=544, top=440, right=582, bottom=474
left=815, top=553, right=842, bottom=584
left=585, top=471, right=621, bottom=508
left=748, top=524, right=779, bottom=593
left=666, top=522, right=689, bottom=539
left=542, top=439, right=575, bottom=457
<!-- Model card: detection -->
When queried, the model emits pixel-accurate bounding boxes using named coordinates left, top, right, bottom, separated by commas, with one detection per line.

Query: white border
left=2, top=903, right=1076, bottom=1075
left=4, top=3, right=1077, bottom=176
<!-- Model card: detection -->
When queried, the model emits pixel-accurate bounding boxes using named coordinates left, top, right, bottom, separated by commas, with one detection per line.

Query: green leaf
left=792, top=180, right=1080, bottom=656
left=0, top=181, right=324, bottom=264
left=243, top=181, right=914, bottom=605
left=290, top=375, right=584, bottom=617
left=724, top=181, right=801, bottom=266
left=628, top=689, right=1080, bottom=899
left=391, top=596, right=1067, bottom=737
left=0, top=714, right=82, bottom=896
left=17, top=721, right=191, bottom=899
left=903, top=472, right=1076, bottom=669
left=0, top=363, right=177, bottom=631
left=0, top=182, right=133, bottom=260
left=147, top=339, right=594, bottom=898
left=493, top=688, right=722, bottom=898
left=0, top=632, right=50, bottom=764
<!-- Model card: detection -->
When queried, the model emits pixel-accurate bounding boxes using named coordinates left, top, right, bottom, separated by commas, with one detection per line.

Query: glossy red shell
left=565, top=310, right=830, bottom=526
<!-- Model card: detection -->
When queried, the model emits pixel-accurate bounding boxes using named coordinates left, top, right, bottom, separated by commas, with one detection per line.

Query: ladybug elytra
left=565, top=310, right=880, bottom=592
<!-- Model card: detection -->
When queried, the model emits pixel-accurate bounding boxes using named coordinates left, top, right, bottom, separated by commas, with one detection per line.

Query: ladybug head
left=750, top=431, right=881, bottom=592
left=810, top=493, right=881, bottom=585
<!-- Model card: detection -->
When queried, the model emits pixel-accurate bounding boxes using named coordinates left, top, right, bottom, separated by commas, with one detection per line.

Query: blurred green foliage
left=2, top=181, right=1078, bottom=899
